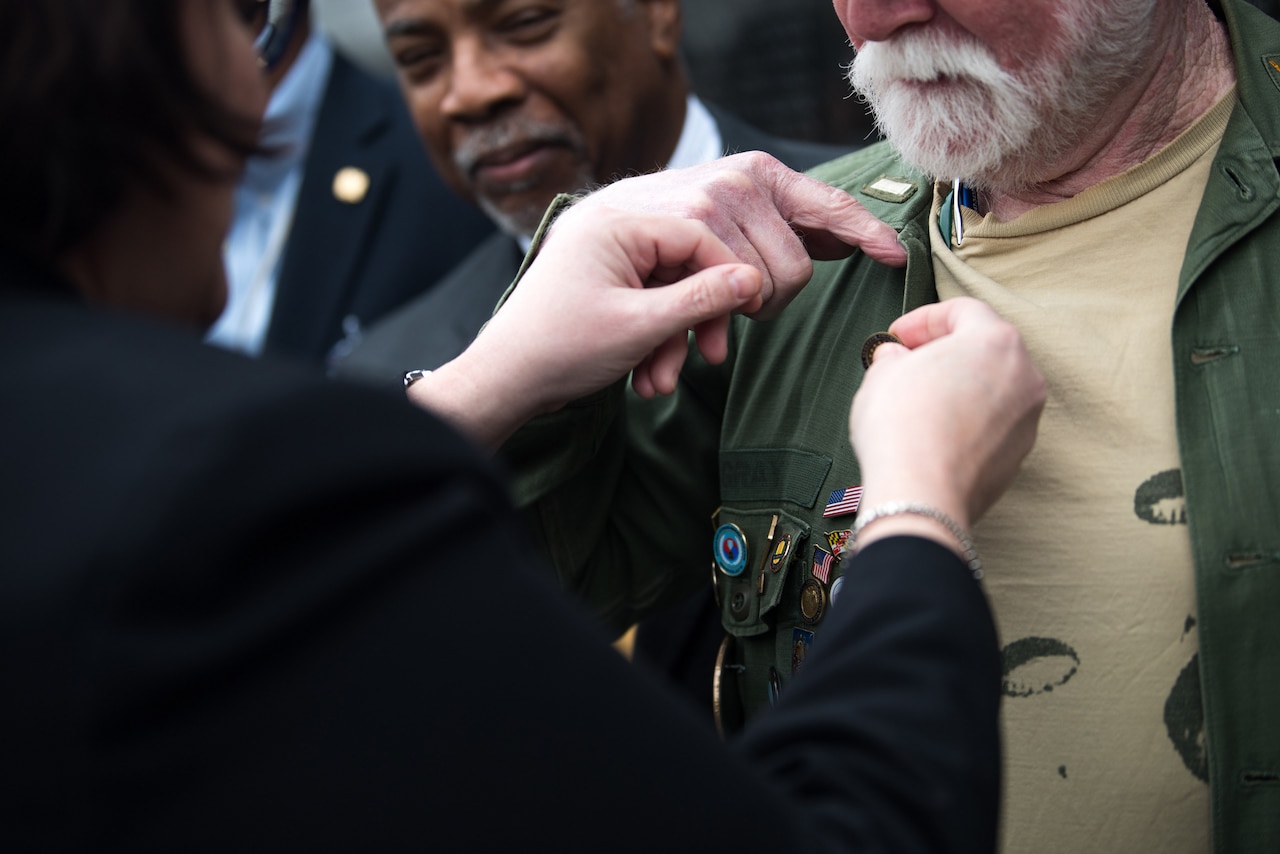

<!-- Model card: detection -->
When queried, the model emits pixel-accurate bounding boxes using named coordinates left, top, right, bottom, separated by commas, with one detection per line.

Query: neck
left=642, top=77, right=690, bottom=171
left=985, top=2, right=1235, bottom=221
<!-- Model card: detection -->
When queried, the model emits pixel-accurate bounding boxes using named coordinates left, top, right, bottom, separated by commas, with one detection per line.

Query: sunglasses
left=236, top=0, right=309, bottom=71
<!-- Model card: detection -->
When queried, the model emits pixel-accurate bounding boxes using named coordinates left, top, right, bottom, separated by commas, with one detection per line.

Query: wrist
left=405, top=353, right=538, bottom=450
left=853, top=499, right=982, bottom=579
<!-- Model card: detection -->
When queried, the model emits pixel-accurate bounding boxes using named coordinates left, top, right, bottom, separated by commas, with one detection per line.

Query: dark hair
left=0, top=0, right=261, bottom=262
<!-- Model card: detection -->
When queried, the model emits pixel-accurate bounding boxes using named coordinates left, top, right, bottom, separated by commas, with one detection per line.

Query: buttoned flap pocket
left=713, top=507, right=810, bottom=638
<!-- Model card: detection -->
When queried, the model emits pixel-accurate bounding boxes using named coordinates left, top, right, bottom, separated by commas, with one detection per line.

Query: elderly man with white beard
left=486, top=0, right=1280, bottom=851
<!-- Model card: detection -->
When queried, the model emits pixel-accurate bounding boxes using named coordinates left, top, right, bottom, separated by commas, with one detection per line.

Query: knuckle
left=684, top=194, right=719, bottom=223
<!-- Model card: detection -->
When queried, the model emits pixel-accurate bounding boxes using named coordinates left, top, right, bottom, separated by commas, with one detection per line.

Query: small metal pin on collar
left=951, top=178, right=972, bottom=246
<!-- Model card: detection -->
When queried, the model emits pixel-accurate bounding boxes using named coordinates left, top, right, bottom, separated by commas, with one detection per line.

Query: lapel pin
left=823, top=485, right=863, bottom=519
left=332, top=166, right=370, bottom=204
left=769, top=533, right=792, bottom=572
left=791, top=627, right=815, bottom=674
left=860, top=331, right=903, bottom=370
left=862, top=175, right=918, bottom=204
left=799, top=579, right=826, bottom=625
left=713, top=523, right=749, bottom=577
left=830, top=575, right=846, bottom=608
left=811, top=546, right=836, bottom=585
left=825, top=529, right=853, bottom=558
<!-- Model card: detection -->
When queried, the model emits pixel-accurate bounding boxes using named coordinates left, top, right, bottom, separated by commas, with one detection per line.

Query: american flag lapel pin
left=811, top=546, right=835, bottom=585
left=823, top=485, right=863, bottom=519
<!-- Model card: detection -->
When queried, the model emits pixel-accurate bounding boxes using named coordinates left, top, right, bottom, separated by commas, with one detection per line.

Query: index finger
left=738, top=153, right=907, bottom=267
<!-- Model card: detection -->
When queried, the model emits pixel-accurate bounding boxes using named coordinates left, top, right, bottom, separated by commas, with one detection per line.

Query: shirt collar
left=241, top=32, right=334, bottom=191
left=665, top=95, right=723, bottom=171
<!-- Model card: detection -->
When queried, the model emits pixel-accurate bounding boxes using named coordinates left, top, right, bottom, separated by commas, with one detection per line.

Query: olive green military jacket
left=504, top=1, right=1280, bottom=849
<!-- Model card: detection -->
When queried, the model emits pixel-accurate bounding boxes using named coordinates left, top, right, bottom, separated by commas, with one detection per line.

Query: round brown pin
left=799, top=579, right=826, bottom=624
left=860, top=331, right=903, bottom=370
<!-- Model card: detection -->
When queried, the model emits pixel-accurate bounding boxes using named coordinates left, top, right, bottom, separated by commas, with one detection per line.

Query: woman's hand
left=851, top=298, right=1046, bottom=550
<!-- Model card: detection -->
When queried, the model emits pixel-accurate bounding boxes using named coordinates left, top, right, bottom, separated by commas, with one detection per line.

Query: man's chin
left=477, top=194, right=556, bottom=242
left=870, top=91, right=1041, bottom=188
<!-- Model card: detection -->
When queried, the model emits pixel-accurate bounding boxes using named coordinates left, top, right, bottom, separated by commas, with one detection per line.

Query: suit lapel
left=266, top=56, right=395, bottom=360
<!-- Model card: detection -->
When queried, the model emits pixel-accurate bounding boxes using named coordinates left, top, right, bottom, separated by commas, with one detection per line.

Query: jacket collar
left=1220, top=0, right=1280, bottom=161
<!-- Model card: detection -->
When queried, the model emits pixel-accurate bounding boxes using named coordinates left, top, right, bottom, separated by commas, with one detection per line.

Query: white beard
left=847, top=0, right=1157, bottom=193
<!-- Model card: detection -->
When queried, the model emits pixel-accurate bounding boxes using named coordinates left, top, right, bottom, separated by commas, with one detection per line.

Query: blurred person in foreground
left=208, top=0, right=492, bottom=366
left=490, top=1, right=1280, bottom=851
left=0, top=1, right=1048, bottom=851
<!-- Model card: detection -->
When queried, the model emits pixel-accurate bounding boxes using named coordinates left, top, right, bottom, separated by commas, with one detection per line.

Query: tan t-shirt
left=929, top=91, right=1236, bottom=853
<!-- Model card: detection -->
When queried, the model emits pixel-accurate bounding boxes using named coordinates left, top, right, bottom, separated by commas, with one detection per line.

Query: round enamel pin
left=830, top=576, right=845, bottom=608
left=713, top=523, right=749, bottom=577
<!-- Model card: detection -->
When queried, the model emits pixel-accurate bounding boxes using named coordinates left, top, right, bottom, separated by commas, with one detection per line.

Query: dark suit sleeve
left=735, top=537, right=1001, bottom=854
left=4, top=367, right=996, bottom=852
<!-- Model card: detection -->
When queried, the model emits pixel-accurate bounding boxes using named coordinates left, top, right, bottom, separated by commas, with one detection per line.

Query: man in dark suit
left=333, top=0, right=848, bottom=383
left=208, top=1, right=493, bottom=366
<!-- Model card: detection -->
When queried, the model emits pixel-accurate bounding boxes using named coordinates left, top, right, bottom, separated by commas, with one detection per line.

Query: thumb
left=644, top=263, right=763, bottom=329
left=867, top=341, right=910, bottom=367
left=632, top=264, right=761, bottom=397
left=889, top=297, right=998, bottom=347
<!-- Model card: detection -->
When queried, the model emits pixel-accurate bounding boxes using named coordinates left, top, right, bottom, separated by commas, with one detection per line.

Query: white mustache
left=453, top=119, right=585, bottom=176
left=849, top=27, right=1024, bottom=93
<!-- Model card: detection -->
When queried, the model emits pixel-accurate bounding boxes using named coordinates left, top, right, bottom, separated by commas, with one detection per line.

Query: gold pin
left=862, top=175, right=918, bottom=204
left=756, top=515, right=778, bottom=598
left=757, top=514, right=779, bottom=575
left=332, top=166, right=370, bottom=204
left=799, top=579, right=827, bottom=625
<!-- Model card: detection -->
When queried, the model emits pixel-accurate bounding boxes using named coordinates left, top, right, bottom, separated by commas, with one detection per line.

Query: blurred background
left=316, top=0, right=1280, bottom=149
left=312, top=0, right=882, bottom=148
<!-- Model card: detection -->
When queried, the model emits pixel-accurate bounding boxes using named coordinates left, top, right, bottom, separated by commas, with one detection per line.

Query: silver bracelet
left=852, top=501, right=983, bottom=580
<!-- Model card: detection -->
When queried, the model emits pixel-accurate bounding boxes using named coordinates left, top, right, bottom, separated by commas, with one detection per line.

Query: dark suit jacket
left=1, top=253, right=998, bottom=853
left=332, top=104, right=852, bottom=386
left=262, top=52, right=493, bottom=365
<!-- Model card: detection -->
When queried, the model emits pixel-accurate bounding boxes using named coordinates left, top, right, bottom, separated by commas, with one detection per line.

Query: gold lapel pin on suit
left=332, top=166, right=370, bottom=205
